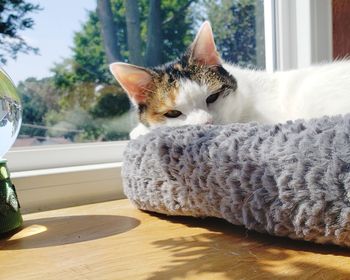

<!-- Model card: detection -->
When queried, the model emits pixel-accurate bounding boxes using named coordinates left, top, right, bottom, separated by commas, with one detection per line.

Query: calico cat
left=110, top=21, right=350, bottom=139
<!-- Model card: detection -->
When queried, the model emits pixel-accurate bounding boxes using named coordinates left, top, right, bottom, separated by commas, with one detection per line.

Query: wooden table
left=1, top=199, right=350, bottom=280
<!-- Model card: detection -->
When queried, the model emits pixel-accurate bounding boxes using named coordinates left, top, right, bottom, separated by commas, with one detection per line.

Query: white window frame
left=264, top=0, right=333, bottom=72
left=5, top=0, right=334, bottom=213
left=6, top=141, right=128, bottom=171
left=5, top=141, right=128, bottom=213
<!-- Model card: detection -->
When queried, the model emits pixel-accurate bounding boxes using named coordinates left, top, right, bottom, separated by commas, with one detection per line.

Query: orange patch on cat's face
left=141, top=74, right=180, bottom=125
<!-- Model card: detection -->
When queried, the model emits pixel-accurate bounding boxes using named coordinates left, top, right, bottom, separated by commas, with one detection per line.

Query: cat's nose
left=205, top=115, right=214, bottom=124
left=187, top=109, right=213, bottom=125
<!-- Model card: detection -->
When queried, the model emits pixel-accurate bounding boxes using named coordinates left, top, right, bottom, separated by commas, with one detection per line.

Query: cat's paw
left=129, top=123, right=150, bottom=140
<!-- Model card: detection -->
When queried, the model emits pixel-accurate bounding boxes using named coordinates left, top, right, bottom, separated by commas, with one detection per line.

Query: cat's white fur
left=131, top=60, right=350, bottom=139
left=218, top=61, right=350, bottom=124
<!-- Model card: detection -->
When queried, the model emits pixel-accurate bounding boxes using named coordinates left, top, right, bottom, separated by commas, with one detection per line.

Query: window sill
left=12, top=162, right=125, bottom=214
left=4, top=141, right=128, bottom=213
left=6, top=140, right=128, bottom=172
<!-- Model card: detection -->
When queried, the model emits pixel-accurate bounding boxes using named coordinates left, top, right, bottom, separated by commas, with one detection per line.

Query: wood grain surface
left=1, top=199, right=350, bottom=280
left=333, top=0, right=350, bottom=59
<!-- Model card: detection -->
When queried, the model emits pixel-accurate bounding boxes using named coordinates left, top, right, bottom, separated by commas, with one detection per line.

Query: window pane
left=1, top=0, right=264, bottom=147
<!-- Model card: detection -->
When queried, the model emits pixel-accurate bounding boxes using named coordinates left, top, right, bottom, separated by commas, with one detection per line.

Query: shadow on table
left=0, top=215, right=140, bottom=250
left=146, top=213, right=350, bottom=280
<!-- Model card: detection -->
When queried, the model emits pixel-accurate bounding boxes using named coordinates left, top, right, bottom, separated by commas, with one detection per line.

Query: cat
left=110, top=21, right=350, bottom=139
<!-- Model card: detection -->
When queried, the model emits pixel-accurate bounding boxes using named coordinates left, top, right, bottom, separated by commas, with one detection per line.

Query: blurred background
left=1, top=0, right=266, bottom=146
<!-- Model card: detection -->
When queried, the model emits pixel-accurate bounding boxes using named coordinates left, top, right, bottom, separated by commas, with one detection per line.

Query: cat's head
left=109, top=21, right=237, bottom=128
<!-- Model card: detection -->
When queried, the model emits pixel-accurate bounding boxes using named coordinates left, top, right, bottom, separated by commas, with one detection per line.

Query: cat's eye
left=206, top=92, right=220, bottom=104
left=164, top=110, right=182, bottom=118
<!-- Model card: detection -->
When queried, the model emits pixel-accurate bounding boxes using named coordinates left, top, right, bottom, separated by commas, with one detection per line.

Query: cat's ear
left=190, top=21, right=221, bottom=66
left=109, top=62, right=154, bottom=104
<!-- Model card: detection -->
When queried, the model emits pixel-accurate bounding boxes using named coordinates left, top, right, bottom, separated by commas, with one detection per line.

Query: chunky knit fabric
left=122, top=114, right=350, bottom=247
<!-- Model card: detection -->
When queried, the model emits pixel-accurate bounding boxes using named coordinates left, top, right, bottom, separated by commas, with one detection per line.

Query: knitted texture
left=122, top=114, right=350, bottom=247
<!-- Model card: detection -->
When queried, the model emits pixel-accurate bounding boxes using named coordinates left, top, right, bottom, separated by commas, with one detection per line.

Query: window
left=2, top=0, right=266, bottom=149
left=265, top=0, right=333, bottom=71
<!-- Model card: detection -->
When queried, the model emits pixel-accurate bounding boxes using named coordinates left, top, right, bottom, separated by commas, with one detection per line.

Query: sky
left=2, top=0, right=97, bottom=85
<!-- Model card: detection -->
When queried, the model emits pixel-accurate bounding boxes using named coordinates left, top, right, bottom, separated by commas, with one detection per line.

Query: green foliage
left=72, top=11, right=112, bottom=84
left=161, top=0, right=195, bottom=61
left=50, top=8, right=128, bottom=111
left=90, top=90, right=131, bottom=118
left=45, top=108, right=104, bottom=142
left=44, top=107, right=133, bottom=142
left=17, top=75, right=132, bottom=142
left=110, top=0, right=128, bottom=59
left=0, top=0, right=41, bottom=64
left=52, top=2, right=126, bottom=91
left=52, top=0, right=197, bottom=97
left=17, top=77, right=59, bottom=137
left=51, top=11, right=112, bottom=110
left=195, top=0, right=265, bottom=68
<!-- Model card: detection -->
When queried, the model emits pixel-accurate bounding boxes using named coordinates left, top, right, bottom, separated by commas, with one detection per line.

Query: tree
left=124, top=0, right=143, bottom=65
left=0, top=0, right=40, bottom=64
left=51, top=12, right=120, bottom=110
left=90, top=89, right=130, bottom=118
left=17, top=77, right=60, bottom=138
left=145, top=0, right=161, bottom=66
left=196, top=0, right=264, bottom=68
left=49, top=0, right=197, bottom=141
left=160, top=0, right=195, bottom=62
left=97, top=0, right=122, bottom=63
left=52, top=0, right=196, bottom=108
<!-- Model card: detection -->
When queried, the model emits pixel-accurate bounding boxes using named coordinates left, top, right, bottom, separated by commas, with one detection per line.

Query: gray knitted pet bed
left=122, top=114, right=350, bottom=247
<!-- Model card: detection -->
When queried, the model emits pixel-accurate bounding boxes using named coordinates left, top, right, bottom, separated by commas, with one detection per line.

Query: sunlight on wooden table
left=1, top=199, right=350, bottom=280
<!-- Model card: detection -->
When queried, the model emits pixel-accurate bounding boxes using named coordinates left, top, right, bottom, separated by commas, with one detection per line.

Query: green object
left=0, top=159, right=22, bottom=234
left=0, top=68, right=23, bottom=234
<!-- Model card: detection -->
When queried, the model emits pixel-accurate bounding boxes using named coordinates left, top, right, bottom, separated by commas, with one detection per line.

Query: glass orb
left=0, top=68, right=22, bottom=158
